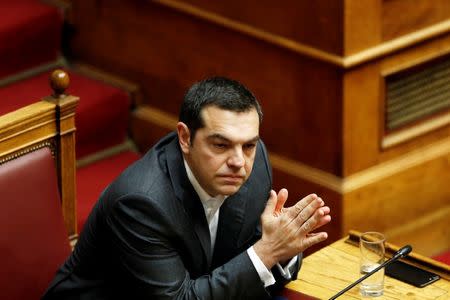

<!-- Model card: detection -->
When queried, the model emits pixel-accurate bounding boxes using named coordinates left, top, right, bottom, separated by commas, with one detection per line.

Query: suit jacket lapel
left=212, top=185, right=248, bottom=267
left=165, top=136, right=213, bottom=267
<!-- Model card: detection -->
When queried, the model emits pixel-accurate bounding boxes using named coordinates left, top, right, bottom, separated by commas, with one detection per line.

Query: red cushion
left=433, top=251, right=450, bottom=266
left=0, top=147, right=71, bottom=299
left=0, top=70, right=131, bottom=158
left=0, top=0, right=62, bottom=78
left=77, top=151, right=141, bottom=230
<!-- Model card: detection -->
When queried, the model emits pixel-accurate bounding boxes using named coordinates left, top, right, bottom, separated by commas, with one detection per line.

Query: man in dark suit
left=43, top=77, right=331, bottom=299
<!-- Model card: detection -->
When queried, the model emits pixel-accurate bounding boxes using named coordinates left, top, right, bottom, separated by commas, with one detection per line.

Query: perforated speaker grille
left=386, top=57, right=450, bottom=131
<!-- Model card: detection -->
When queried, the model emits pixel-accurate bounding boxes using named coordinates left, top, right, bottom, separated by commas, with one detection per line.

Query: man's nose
left=227, top=147, right=245, bottom=168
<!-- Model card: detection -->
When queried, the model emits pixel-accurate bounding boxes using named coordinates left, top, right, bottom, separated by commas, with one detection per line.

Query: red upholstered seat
left=0, top=147, right=71, bottom=299
left=433, top=251, right=450, bottom=266
left=0, top=71, right=131, bottom=158
left=0, top=0, right=62, bottom=79
left=77, top=150, right=141, bottom=230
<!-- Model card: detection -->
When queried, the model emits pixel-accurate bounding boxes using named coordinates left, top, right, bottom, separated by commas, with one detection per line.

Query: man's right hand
left=253, top=189, right=331, bottom=269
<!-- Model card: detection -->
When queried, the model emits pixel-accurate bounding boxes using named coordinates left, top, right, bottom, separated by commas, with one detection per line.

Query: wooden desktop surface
left=285, top=234, right=450, bottom=299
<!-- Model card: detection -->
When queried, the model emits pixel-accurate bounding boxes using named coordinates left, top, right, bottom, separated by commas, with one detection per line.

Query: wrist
left=253, top=240, right=278, bottom=269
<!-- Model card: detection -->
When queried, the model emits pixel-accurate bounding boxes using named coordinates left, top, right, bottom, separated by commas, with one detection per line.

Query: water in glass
left=360, top=263, right=384, bottom=296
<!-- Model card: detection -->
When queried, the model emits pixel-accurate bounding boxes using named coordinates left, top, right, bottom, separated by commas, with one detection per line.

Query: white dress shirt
left=183, top=160, right=297, bottom=287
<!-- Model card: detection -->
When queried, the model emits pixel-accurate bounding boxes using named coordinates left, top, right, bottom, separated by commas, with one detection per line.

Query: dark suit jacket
left=43, top=132, right=300, bottom=300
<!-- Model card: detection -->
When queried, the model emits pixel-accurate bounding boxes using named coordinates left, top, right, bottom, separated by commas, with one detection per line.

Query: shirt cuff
left=275, top=255, right=298, bottom=279
left=247, top=246, right=276, bottom=287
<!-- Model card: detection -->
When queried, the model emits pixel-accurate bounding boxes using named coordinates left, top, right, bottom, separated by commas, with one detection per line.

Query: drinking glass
left=359, top=231, right=385, bottom=297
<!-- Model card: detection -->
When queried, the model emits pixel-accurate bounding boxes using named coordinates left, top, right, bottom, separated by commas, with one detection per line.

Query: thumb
left=263, top=190, right=277, bottom=216
left=275, top=188, right=288, bottom=214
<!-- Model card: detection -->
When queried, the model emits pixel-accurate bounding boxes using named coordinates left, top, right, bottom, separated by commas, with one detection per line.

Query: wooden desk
left=284, top=235, right=450, bottom=299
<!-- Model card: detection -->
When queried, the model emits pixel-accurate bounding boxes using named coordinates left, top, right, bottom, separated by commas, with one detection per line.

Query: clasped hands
left=254, top=189, right=331, bottom=269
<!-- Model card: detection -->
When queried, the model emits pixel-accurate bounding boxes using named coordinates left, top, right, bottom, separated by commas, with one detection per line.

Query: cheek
left=244, top=157, right=255, bottom=174
left=199, top=152, right=226, bottom=173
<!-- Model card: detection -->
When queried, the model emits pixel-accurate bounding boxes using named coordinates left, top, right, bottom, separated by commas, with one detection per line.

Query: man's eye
left=214, top=144, right=227, bottom=149
left=244, top=143, right=256, bottom=150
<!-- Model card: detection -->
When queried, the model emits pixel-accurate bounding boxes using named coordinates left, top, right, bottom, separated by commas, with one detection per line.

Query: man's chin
left=218, top=185, right=242, bottom=196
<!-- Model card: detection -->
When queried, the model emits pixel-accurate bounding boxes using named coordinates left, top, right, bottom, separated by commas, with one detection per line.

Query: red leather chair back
left=0, top=147, right=71, bottom=299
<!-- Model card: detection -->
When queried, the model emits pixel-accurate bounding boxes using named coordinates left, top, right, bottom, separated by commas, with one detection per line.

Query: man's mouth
left=218, top=174, right=244, bottom=183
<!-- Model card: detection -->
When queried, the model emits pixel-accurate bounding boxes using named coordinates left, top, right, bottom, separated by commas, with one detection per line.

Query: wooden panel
left=0, top=102, right=56, bottom=156
left=344, top=0, right=381, bottom=55
left=343, top=34, right=450, bottom=175
left=387, top=206, right=450, bottom=257
left=52, top=95, right=78, bottom=239
left=71, top=0, right=344, bottom=174
left=343, top=62, right=381, bottom=175
left=175, top=0, right=344, bottom=54
left=343, top=149, right=450, bottom=255
left=130, top=106, right=175, bottom=151
left=382, top=0, right=450, bottom=41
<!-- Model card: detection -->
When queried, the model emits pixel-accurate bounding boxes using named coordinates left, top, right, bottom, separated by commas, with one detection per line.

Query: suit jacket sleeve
left=106, top=193, right=272, bottom=300
left=268, top=254, right=302, bottom=294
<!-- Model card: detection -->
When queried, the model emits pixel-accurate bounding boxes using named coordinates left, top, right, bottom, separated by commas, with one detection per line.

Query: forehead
left=199, top=106, right=259, bottom=141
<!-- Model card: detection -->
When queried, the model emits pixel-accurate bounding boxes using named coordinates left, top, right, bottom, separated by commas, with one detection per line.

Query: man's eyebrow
left=207, top=133, right=260, bottom=143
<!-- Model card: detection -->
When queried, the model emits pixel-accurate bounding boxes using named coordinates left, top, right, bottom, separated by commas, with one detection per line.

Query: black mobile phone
left=385, top=260, right=440, bottom=288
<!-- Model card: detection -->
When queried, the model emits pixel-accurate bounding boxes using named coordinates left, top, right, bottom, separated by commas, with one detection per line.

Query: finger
left=300, top=206, right=331, bottom=234
left=292, top=197, right=324, bottom=228
left=274, top=188, right=288, bottom=215
left=306, top=232, right=321, bottom=237
left=286, top=193, right=318, bottom=219
left=263, top=190, right=277, bottom=217
left=301, top=232, right=328, bottom=250
left=311, top=206, right=331, bottom=231
left=312, top=215, right=332, bottom=231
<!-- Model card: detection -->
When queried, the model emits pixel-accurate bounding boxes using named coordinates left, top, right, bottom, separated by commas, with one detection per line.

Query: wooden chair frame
left=0, top=74, right=78, bottom=243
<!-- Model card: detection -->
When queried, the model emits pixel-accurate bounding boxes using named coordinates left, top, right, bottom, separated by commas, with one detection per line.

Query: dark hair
left=179, top=77, right=263, bottom=140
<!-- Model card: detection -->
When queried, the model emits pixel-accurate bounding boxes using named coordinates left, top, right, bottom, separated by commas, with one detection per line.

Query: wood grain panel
left=173, top=0, right=344, bottom=54
left=50, top=95, right=78, bottom=239
left=343, top=34, right=450, bottom=175
left=343, top=151, right=450, bottom=249
left=343, top=62, right=381, bottom=175
left=71, top=0, right=344, bottom=174
left=386, top=205, right=450, bottom=257
left=344, top=0, right=381, bottom=55
left=131, top=106, right=175, bottom=151
left=382, top=0, right=450, bottom=41
left=0, top=102, right=56, bottom=156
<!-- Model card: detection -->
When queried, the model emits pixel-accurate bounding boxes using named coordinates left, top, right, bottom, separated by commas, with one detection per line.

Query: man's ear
left=177, top=122, right=191, bottom=154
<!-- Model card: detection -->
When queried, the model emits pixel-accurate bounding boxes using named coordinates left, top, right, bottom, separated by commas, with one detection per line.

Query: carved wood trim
left=0, top=140, right=56, bottom=165
left=154, top=0, right=450, bottom=68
